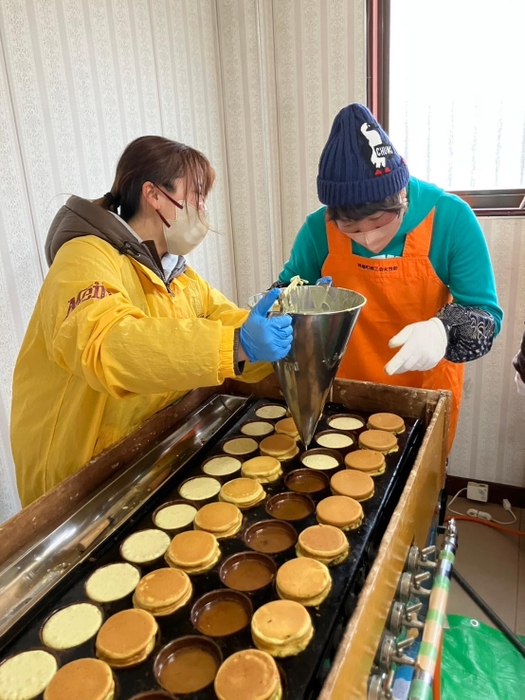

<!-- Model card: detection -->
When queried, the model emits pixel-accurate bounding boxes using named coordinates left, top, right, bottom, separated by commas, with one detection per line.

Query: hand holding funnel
left=249, top=286, right=366, bottom=446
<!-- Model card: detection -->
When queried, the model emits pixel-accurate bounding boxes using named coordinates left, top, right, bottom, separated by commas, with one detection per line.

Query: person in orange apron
left=277, top=104, right=502, bottom=452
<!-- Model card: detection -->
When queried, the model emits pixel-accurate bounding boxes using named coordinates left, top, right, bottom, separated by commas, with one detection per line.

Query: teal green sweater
left=279, top=177, right=502, bottom=334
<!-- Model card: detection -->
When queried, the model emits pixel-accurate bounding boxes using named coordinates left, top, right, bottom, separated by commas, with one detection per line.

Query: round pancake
left=275, top=417, right=299, bottom=438
left=367, top=412, right=405, bottom=434
left=259, top=434, right=296, bottom=458
left=202, top=456, right=242, bottom=477
left=251, top=600, right=313, bottom=657
left=327, top=415, right=364, bottom=431
left=43, top=659, right=114, bottom=700
left=165, top=530, right=220, bottom=573
left=154, top=503, right=197, bottom=529
left=121, top=529, right=171, bottom=564
left=300, top=452, right=339, bottom=470
left=316, top=495, right=363, bottom=530
left=241, top=421, right=274, bottom=437
left=42, top=603, right=103, bottom=650
left=296, top=524, right=349, bottom=566
left=344, top=449, right=386, bottom=475
left=0, top=650, right=58, bottom=700
left=255, top=405, right=287, bottom=420
left=85, top=563, right=140, bottom=603
left=315, top=432, right=354, bottom=449
left=179, top=476, right=221, bottom=501
left=133, top=568, right=192, bottom=616
left=222, top=437, right=258, bottom=456
left=276, top=558, right=332, bottom=606
left=194, top=502, right=243, bottom=537
left=96, top=609, right=157, bottom=668
left=241, top=456, right=282, bottom=483
left=359, top=429, right=398, bottom=454
left=219, top=478, right=265, bottom=508
left=330, top=470, right=375, bottom=501
left=214, top=649, right=281, bottom=700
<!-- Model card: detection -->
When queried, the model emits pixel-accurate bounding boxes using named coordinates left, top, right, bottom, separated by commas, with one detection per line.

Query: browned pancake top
left=96, top=609, right=157, bottom=659
left=44, top=659, right=113, bottom=700
left=215, top=649, right=280, bottom=700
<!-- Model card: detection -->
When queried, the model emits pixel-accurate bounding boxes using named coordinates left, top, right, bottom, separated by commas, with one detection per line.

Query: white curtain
left=0, top=0, right=366, bottom=523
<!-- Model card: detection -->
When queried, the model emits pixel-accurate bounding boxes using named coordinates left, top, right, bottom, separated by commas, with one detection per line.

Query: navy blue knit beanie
left=317, top=103, right=409, bottom=206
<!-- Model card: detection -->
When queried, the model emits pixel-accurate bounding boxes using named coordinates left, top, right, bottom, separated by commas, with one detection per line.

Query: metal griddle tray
left=0, top=397, right=423, bottom=700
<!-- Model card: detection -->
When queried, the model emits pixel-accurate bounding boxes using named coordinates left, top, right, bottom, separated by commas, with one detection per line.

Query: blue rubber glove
left=316, top=276, right=332, bottom=286
left=240, top=288, right=293, bottom=363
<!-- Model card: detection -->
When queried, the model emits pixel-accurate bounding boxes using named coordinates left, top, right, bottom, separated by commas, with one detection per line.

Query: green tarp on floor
left=442, top=615, right=525, bottom=699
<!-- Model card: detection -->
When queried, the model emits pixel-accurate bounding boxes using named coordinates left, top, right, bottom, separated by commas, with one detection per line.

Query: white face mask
left=162, top=201, right=209, bottom=256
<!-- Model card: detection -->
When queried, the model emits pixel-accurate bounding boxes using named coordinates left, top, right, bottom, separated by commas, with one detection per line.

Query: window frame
left=366, top=0, right=525, bottom=217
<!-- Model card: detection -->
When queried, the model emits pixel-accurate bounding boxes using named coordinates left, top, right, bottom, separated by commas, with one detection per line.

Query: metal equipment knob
left=368, top=670, right=395, bottom=700
left=396, top=571, right=429, bottom=602
left=412, top=571, right=432, bottom=596
left=407, top=544, right=437, bottom=573
left=389, top=600, right=424, bottom=635
left=376, top=632, right=416, bottom=672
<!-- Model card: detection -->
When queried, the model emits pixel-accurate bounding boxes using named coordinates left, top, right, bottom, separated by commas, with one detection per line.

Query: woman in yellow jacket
left=11, top=136, right=291, bottom=506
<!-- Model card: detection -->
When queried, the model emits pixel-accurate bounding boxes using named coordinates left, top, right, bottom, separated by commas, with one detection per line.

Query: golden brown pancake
left=275, top=417, right=299, bottom=439
left=222, top=437, right=259, bottom=456
left=344, top=449, right=386, bottom=475
left=255, top=405, right=287, bottom=420
left=316, top=495, right=363, bottom=531
left=43, top=659, right=114, bottom=700
left=251, top=600, right=313, bottom=657
left=165, top=530, right=220, bottom=574
left=120, top=529, right=171, bottom=564
left=359, top=429, right=398, bottom=454
left=315, top=432, right=354, bottom=449
left=276, top=557, right=332, bottom=606
left=219, top=478, right=265, bottom=509
left=214, top=649, right=282, bottom=700
left=327, top=415, right=364, bottom=431
left=0, top=650, right=58, bottom=700
left=179, top=476, right=221, bottom=501
left=96, top=609, right=157, bottom=668
left=259, top=434, right=297, bottom=460
left=296, top=524, right=350, bottom=567
left=133, top=568, right=193, bottom=616
left=202, top=455, right=242, bottom=477
left=85, top=563, right=140, bottom=603
left=330, top=470, right=375, bottom=501
left=367, top=412, right=405, bottom=434
left=153, top=502, right=197, bottom=529
left=42, top=603, right=103, bottom=650
left=241, top=456, right=283, bottom=483
left=194, top=502, right=243, bottom=538
left=241, top=421, right=275, bottom=437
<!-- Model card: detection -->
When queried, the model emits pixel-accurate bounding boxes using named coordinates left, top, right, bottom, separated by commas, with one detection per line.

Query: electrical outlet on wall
left=467, top=481, right=489, bottom=502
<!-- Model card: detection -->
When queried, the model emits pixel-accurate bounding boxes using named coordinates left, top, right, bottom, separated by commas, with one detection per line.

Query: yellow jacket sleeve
left=42, top=237, right=268, bottom=398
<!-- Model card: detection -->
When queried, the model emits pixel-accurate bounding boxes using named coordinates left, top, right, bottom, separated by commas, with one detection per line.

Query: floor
left=445, top=496, right=525, bottom=636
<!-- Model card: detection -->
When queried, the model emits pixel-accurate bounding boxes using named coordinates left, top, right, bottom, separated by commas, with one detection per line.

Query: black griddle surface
left=0, top=399, right=423, bottom=700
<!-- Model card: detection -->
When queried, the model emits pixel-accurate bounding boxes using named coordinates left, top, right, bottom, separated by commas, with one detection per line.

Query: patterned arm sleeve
left=436, top=303, right=496, bottom=363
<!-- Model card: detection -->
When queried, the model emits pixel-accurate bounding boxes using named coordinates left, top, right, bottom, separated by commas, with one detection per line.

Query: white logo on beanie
left=360, top=122, right=393, bottom=174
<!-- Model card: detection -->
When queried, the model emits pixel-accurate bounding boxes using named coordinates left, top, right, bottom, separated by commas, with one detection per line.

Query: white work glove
left=515, top=371, right=525, bottom=396
left=385, top=318, right=447, bottom=375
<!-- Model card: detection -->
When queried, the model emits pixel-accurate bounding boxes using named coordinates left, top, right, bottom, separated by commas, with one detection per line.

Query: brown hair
left=97, top=135, right=215, bottom=221
left=327, top=192, right=406, bottom=223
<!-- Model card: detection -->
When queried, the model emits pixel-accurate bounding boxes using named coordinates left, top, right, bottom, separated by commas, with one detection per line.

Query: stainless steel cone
left=249, top=286, right=366, bottom=446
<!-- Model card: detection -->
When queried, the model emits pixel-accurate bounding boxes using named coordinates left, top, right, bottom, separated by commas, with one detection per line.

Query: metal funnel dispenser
left=250, top=286, right=366, bottom=446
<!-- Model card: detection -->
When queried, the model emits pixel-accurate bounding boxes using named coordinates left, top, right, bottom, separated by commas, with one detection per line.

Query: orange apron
left=322, top=210, right=464, bottom=453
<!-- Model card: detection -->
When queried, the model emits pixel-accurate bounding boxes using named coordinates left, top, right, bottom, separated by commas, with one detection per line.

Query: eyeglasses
left=155, top=185, right=183, bottom=227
